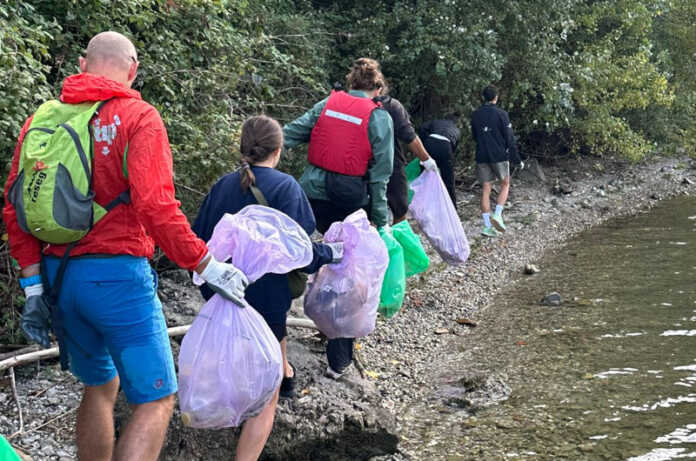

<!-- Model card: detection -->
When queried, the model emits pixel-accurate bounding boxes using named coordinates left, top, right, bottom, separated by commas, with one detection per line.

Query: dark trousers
left=386, top=157, right=408, bottom=220
left=309, top=198, right=358, bottom=373
left=424, top=138, right=457, bottom=209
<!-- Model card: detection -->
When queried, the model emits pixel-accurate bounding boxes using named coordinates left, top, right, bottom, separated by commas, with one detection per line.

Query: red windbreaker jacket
left=3, top=73, right=208, bottom=270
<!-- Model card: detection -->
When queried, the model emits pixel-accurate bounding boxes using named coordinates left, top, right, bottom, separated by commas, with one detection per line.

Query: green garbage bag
left=405, top=158, right=422, bottom=204
left=392, top=220, right=429, bottom=277
left=0, top=435, right=21, bottom=461
left=377, top=227, right=406, bottom=318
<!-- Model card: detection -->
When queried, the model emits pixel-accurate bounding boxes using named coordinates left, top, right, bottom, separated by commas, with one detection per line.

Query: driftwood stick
left=0, top=348, right=59, bottom=372
left=8, top=367, right=24, bottom=439
left=0, top=317, right=319, bottom=371
left=0, top=345, right=39, bottom=362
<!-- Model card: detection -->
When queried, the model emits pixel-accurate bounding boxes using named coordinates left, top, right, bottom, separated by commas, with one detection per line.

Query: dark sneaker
left=279, top=363, right=296, bottom=399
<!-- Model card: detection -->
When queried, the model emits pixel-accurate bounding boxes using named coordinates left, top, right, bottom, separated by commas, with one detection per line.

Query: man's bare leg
left=112, top=394, right=175, bottom=461
left=236, top=388, right=280, bottom=461
left=77, top=376, right=120, bottom=461
left=497, top=176, right=510, bottom=207
left=481, top=181, right=492, bottom=214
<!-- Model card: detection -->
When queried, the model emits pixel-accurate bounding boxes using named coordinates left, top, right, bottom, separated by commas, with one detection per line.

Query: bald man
left=3, top=31, right=248, bottom=461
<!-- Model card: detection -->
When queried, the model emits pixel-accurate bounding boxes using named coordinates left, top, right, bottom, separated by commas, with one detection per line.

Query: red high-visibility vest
left=307, top=91, right=379, bottom=176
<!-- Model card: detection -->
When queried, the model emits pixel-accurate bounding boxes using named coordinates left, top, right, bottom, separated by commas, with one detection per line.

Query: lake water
left=398, top=196, right=696, bottom=460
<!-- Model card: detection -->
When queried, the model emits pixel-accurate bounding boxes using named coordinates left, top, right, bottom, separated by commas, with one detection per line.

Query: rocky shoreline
left=1, top=155, right=695, bottom=460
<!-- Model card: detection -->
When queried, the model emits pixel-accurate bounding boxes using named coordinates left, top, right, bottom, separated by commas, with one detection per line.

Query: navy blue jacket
left=470, top=103, right=520, bottom=164
left=192, top=166, right=332, bottom=324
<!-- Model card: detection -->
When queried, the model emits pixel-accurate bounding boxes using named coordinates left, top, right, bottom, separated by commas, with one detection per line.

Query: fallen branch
left=0, top=345, right=39, bottom=362
left=0, top=317, right=318, bottom=371
left=8, top=367, right=23, bottom=439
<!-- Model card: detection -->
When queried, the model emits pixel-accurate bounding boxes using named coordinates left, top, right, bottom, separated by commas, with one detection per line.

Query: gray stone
left=541, top=292, right=563, bottom=306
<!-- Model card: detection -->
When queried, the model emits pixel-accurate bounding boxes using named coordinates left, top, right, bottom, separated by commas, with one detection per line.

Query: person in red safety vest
left=283, top=58, right=394, bottom=379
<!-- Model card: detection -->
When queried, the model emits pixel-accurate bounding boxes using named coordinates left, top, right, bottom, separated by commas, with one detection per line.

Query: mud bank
left=1, top=155, right=695, bottom=460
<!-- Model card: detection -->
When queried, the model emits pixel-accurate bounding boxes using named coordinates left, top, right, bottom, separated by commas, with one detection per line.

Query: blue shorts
left=43, top=255, right=176, bottom=404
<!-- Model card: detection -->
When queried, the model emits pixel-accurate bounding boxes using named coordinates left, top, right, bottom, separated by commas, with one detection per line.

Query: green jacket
left=283, top=90, right=394, bottom=227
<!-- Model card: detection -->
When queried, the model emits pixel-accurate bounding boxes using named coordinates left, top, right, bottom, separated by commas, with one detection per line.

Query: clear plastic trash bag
left=408, top=170, right=470, bottom=265
left=178, top=296, right=283, bottom=428
left=193, top=204, right=313, bottom=284
left=181, top=205, right=313, bottom=428
left=304, top=209, right=389, bottom=339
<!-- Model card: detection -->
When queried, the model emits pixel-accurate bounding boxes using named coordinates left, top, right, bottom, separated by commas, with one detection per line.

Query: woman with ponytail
left=192, top=115, right=342, bottom=461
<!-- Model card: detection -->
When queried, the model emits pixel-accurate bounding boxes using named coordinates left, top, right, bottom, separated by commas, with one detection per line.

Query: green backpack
left=8, top=99, right=129, bottom=244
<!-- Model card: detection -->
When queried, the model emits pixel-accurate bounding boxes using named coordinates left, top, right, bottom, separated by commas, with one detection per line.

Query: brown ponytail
left=345, top=57, right=386, bottom=92
left=239, top=115, right=284, bottom=191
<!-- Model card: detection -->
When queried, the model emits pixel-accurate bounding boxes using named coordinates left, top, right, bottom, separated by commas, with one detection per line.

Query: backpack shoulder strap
left=249, top=184, right=269, bottom=206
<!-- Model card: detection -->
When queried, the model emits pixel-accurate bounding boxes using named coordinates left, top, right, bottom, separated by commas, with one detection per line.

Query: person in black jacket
left=470, top=85, right=522, bottom=237
left=419, top=114, right=462, bottom=209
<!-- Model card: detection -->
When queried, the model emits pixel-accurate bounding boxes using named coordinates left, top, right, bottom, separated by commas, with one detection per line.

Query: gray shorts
left=476, top=161, right=509, bottom=184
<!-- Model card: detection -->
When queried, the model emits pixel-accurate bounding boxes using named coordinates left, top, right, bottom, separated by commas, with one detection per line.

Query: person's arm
left=408, top=136, right=431, bottom=162
left=367, top=109, right=394, bottom=227
left=500, top=111, right=521, bottom=164
left=283, top=98, right=327, bottom=149
left=301, top=242, right=334, bottom=274
left=2, top=117, right=42, bottom=275
left=127, top=106, right=208, bottom=271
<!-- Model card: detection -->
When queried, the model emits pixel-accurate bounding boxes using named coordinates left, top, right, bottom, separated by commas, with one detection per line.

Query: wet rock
left=541, top=292, right=563, bottom=306
left=524, top=264, right=540, bottom=274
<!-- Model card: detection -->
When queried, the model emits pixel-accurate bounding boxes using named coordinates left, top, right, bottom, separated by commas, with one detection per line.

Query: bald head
left=79, top=31, right=138, bottom=87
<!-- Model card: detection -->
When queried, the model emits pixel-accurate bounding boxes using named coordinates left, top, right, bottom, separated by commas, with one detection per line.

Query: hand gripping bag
left=408, top=170, right=470, bottom=265
left=180, top=205, right=313, bottom=428
left=304, top=209, right=389, bottom=338
left=377, top=227, right=406, bottom=319
left=392, top=220, right=429, bottom=277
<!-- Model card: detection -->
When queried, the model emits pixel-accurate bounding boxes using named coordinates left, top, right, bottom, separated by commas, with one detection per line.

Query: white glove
left=325, top=242, right=344, bottom=263
left=421, top=158, right=438, bottom=171
left=24, top=283, right=44, bottom=298
left=520, top=161, right=526, bottom=170
left=200, top=256, right=249, bottom=306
